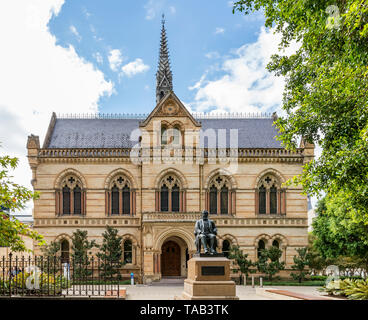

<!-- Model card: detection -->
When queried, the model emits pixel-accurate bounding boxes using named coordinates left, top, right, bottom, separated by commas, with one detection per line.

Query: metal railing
left=0, top=253, right=127, bottom=298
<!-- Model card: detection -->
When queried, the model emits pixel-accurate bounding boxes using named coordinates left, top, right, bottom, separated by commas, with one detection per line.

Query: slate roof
left=46, top=117, right=283, bottom=149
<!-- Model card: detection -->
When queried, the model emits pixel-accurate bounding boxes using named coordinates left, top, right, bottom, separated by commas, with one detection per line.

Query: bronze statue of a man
left=194, top=210, right=217, bottom=254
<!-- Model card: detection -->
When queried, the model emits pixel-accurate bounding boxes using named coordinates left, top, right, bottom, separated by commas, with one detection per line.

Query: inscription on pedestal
left=201, top=266, right=225, bottom=276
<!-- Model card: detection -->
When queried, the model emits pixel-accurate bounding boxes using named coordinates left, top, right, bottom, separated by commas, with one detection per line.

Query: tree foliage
left=233, top=0, right=368, bottom=224
left=0, top=150, right=44, bottom=251
left=96, top=225, right=124, bottom=280
left=71, top=229, right=96, bottom=279
left=228, top=245, right=255, bottom=277
left=290, top=247, right=311, bottom=283
left=312, top=193, right=368, bottom=270
left=256, top=246, right=285, bottom=280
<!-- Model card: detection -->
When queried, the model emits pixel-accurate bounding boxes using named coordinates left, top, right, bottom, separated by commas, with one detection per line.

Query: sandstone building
left=27, top=19, right=313, bottom=282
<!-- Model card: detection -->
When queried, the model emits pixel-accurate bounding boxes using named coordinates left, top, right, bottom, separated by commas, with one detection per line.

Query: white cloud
left=69, top=25, right=81, bottom=41
left=0, top=0, right=113, bottom=215
left=189, top=27, right=299, bottom=114
left=93, top=52, right=103, bottom=64
left=108, top=49, right=123, bottom=72
left=205, top=51, right=220, bottom=59
left=215, top=27, right=225, bottom=35
left=121, top=58, right=150, bottom=77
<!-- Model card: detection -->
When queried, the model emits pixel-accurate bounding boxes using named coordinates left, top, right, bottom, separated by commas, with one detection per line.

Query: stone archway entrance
left=161, top=240, right=181, bottom=276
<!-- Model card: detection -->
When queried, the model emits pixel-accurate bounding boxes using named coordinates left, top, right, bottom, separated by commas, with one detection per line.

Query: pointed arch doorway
left=161, top=240, right=181, bottom=276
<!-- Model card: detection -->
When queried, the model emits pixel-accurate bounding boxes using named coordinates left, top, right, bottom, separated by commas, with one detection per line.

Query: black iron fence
left=0, top=253, right=127, bottom=298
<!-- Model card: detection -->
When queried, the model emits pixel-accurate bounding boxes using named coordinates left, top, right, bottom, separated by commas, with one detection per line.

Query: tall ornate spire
left=156, top=14, right=173, bottom=104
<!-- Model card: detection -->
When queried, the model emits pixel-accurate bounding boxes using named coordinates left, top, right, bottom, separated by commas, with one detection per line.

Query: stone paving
left=124, top=284, right=331, bottom=300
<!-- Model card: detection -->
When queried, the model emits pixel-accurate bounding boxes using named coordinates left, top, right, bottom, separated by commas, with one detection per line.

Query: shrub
left=321, top=279, right=368, bottom=300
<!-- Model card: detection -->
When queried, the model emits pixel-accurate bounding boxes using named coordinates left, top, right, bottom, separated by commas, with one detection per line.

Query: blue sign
left=130, top=272, right=134, bottom=279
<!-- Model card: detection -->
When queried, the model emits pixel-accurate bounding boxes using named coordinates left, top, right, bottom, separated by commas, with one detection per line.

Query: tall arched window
left=257, top=239, right=265, bottom=259
left=161, top=184, right=169, bottom=212
left=107, top=175, right=133, bottom=216
left=111, top=185, right=120, bottom=215
left=161, top=125, right=168, bottom=145
left=209, top=185, right=217, bottom=214
left=171, top=184, right=180, bottom=212
left=62, top=186, right=71, bottom=215
left=172, top=126, right=181, bottom=146
left=257, top=174, right=285, bottom=215
left=158, top=175, right=183, bottom=212
left=123, top=240, right=132, bottom=264
left=272, top=240, right=279, bottom=248
left=220, top=186, right=229, bottom=214
left=222, top=240, right=231, bottom=258
left=73, top=185, right=81, bottom=214
left=207, top=175, right=234, bottom=215
left=57, top=174, right=86, bottom=216
left=60, top=239, right=70, bottom=263
left=259, top=185, right=266, bottom=214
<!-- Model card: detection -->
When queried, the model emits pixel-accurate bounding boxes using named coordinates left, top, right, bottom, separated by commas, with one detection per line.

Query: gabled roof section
left=140, top=91, right=201, bottom=127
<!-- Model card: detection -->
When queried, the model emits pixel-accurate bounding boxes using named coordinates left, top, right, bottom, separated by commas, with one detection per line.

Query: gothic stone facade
left=27, top=90, right=314, bottom=282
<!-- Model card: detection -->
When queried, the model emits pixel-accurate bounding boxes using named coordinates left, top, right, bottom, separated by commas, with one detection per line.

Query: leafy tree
left=312, top=192, right=368, bottom=272
left=96, top=225, right=124, bottom=280
left=0, top=150, right=44, bottom=251
left=232, top=0, right=368, bottom=225
left=228, top=245, right=255, bottom=280
left=256, top=246, right=285, bottom=281
left=71, top=229, right=96, bottom=279
left=307, top=233, right=334, bottom=275
left=39, top=241, right=61, bottom=274
left=290, top=247, right=311, bottom=283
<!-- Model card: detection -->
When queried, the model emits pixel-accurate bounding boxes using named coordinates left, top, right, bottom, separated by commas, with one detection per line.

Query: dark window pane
left=172, top=185, right=180, bottom=212
left=73, top=185, right=81, bottom=214
left=161, top=185, right=168, bottom=212
left=259, top=185, right=266, bottom=214
left=122, top=185, right=130, bottom=214
left=272, top=240, right=279, bottom=248
left=270, top=185, right=277, bottom=214
left=124, top=240, right=132, bottom=263
left=62, top=186, right=70, bottom=215
left=222, top=240, right=230, bottom=258
left=220, top=186, right=228, bottom=214
left=209, top=185, right=217, bottom=214
left=111, top=186, right=119, bottom=215
left=61, top=240, right=69, bottom=263
left=257, top=240, right=265, bottom=258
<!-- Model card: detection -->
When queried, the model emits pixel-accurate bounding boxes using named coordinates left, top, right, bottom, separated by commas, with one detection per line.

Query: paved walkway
left=123, top=285, right=331, bottom=300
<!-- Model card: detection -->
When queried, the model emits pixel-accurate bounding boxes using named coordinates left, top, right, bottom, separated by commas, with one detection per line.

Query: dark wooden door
left=161, top=241, right=181, bottom=276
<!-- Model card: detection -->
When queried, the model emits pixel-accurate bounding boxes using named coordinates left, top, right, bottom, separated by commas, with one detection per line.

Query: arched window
left=257, top=174, right=285, bottom=215
left=73, top=185, right=81, bottom=214
left=60, top=239, right=70, bottom=263
left=159, top=175, right=182, bottom=212
left=111, top=185, right=120, bottom=215
left=58, top=174, right=86, bottom=216
left=272, top=240, right=279, bottom=248
left=222, top=240, right=231, bottom=258
left=270, top=185, right=277, bottom=214
left=161, top=184, right=169, bottom=212
left=259, top=185, right=266, bottom=214
left=107, top=175, right=133, bottom=216
left=207, top=175, right=233, bottom=215
left=62, top=186, right=71, bottom=215
left=220, top=186, right=228, bottom=214
left=123, top=240, right=132, bottom=264
left=122, top=185, right=130, bottom=215
left=172, top=126, right=181, bottom=146
left=209, top=185, right=217, bottom=215
left=161, top=125, right=168, bottom=145
left=171, top=184, right=180, bottom=212
left=257, top=239, right=265, bottom=259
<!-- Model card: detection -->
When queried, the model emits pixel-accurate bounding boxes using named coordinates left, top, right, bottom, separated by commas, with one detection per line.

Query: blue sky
left=48, top=0, right=266, bottom=114
left=1, top=1, right=315, bottom=219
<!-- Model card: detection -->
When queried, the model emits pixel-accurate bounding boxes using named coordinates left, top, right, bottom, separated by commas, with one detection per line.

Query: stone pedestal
left=179, top=256, right=238, bottom=300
